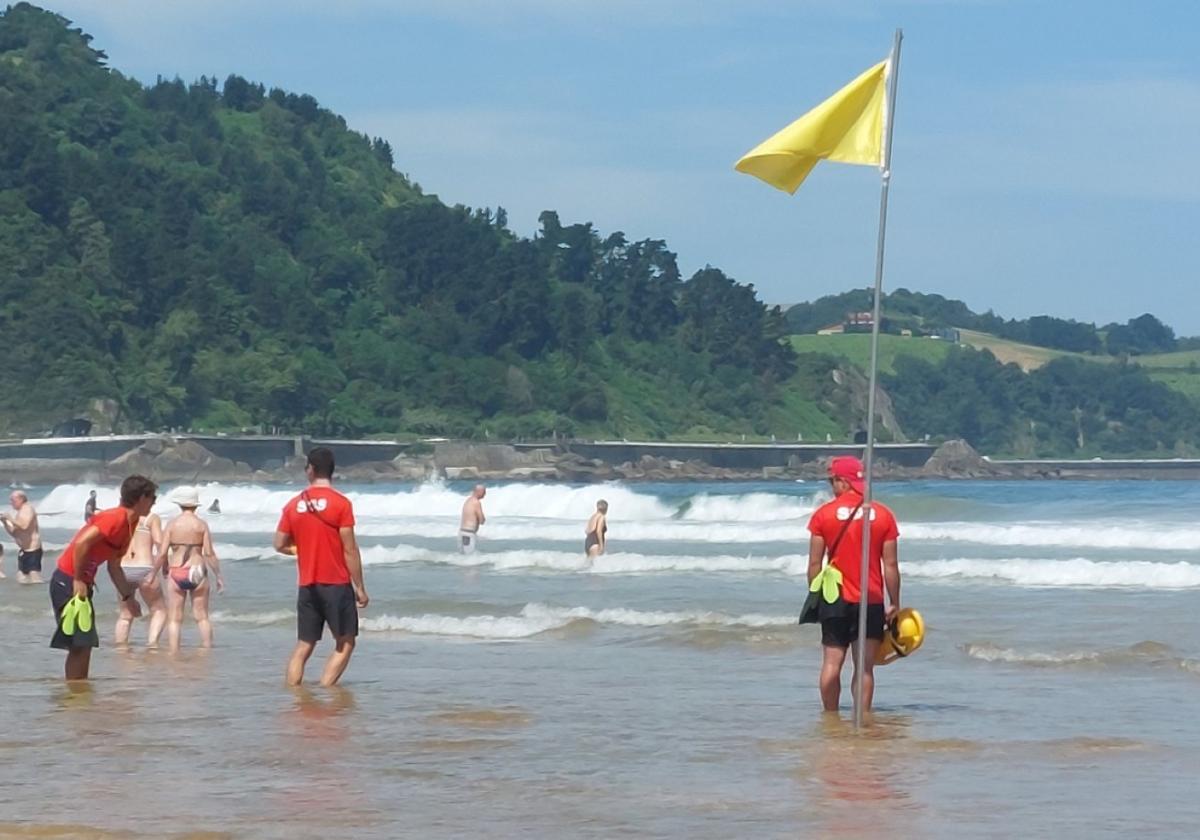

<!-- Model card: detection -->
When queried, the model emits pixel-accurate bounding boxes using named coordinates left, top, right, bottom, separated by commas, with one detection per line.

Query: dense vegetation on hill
left=3, top=4, right=1198, bottom=457
left=0, top=4, right=805, bottom=440
left=786, top=288, right=1183, bottom=356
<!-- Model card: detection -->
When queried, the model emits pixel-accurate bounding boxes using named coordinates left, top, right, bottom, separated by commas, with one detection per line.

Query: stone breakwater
left=1, top=435, right=1197, bottom=484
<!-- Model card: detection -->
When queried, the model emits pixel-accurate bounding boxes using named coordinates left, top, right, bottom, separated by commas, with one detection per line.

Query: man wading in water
left=275, top=448, right=368, bottom=687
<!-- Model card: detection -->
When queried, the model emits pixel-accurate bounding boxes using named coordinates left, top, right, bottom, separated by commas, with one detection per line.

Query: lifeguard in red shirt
left=50, top=475, right=158, bottom=680
left=274, top=447, right=368, bottom=687
left=806, top=456, right=901, bottom=713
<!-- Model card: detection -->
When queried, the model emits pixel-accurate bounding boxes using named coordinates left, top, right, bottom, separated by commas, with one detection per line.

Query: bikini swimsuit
left=167, top=543, right=207, bottom=592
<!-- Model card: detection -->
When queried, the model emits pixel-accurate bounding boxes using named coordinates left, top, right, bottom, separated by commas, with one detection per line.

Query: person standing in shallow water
left=585, top=500, right=608, bottom=558
left=806, top=456, right=901, bottom=714
left=458, top=484, right=486, bottom=554
left=50, top=476, right=157, bottom=680
left=156, top=487, right=223, bottom=651
left=275, top=448, right=368, bottom=687
left=84, top=490, right=97, bottom=523
left=113, top=503, right=165, bottom=646
left=2, top=491, right=43, bottom=583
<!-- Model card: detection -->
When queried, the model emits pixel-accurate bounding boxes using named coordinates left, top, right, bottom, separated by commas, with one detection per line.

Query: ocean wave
left=209, top=609, right=293, bottom=626
left=907, top=557, right=1200, bottom=588
left=904, top=522, right=1200, bottom=551
left=356, top=544, right=809, bottom=575
left=961, top=641, right=1195, bottom=672
left=33, top=481, right=817, bottom=532
left=360, top=602, right=794, bottom=640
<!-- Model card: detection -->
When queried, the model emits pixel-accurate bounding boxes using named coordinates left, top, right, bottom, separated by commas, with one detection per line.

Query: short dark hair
left=120, top=475, right=158, bottom=507
left=307, top=447, right=335, bottom=479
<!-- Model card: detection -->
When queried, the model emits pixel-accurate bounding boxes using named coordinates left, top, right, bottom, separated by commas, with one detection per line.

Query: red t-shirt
left=807, top=492, right=899, bottom=604
left=56, top=506, right=135, bottom=584
left=277, top=485, right=355, bottom=586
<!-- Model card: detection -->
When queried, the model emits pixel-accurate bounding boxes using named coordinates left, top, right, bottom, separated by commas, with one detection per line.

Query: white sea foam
left=907, top=557, right=1200, bottom=589
left=904, top=522, right=1200, bottom=551
left=359, top=602, right=794, bottom=639
left=356, top=544, right=809, bottom=576
left=209, top=609, right=294, bottom=626
left=33, top=482, right=818, bottom=545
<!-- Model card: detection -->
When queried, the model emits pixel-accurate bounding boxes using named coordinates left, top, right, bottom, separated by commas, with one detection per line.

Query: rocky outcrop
left=105, top=437, right=253, bottom=481
left=920, top=439, right=1011, bottom=478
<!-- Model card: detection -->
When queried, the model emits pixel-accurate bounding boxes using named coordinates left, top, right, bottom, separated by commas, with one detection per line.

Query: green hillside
left=789, top=334, right=953, bottom=375
left=0, top=4, right=858, bottom=441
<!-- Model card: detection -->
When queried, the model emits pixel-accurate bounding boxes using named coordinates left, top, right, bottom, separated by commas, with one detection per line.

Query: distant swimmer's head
left=827, top=456, right=865, bottom=495
left=596, top=499, right=608, bottom=513
left=306, top=447, right=335, bottom=480
left=170, top=485, right=201, bottom=510
left=473, top=484, right=487, bottom=499
left=88, top=490, right=97, bottom=498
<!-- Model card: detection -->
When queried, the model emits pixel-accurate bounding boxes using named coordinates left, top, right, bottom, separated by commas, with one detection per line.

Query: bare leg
left=113, top=596, right=137, bottom=646
left=30, top=569, right=43, bottom=583
left=191, top=583, right=213, bottom=648
left=319, top=636, right=356, bottom=687
left=819, top=644, right=848, bottom=712
left=287, top=640, right=317, bottom=686
left=166, top=582, right=185, bottom=652
left=850, top=639, right=883, bottom=714
left=144, top=581, right=167, bottom=647
left=65, top=647, right=92, bottom=681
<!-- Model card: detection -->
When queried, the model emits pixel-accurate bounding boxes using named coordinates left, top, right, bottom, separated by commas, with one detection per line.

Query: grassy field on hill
left=795, top=329, right=1200, bottom=413
left=955, top=329, right=1101, bottom=371
left=789, top=334, right=954, bottom=375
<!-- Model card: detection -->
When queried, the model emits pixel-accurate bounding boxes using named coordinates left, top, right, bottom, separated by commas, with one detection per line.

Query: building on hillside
left=930, top=327, right=961, bottom=342
left=844, top=311, right=874, bottom=334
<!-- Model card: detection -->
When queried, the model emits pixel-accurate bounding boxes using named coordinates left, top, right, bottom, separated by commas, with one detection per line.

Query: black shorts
left=297, top=584, right=359, bottom=643
left=821, top=603, right=885, bottom=648
left=19, top=547, right=44, bottom=574
left=49, top=569, right=99, bottom=650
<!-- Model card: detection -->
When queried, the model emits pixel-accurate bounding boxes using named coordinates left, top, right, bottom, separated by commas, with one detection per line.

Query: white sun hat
left=170, top=486, right=201, bottom=508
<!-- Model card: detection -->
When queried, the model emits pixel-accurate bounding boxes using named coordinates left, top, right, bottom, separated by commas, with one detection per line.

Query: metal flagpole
left=853, top=27, right=903, bottom=731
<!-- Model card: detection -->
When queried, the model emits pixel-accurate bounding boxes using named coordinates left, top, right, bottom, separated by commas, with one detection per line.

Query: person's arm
left=340, top=526, right=368, bottom=607
left=202, top=523, right=223, bottom=592
left=273, top=530, right=296, bottom=556
left=882, top=539, right=900, bottom=620
left=108, top=559, right=142, bottom=617
left=807, top=534, right=826, bottom=586
left=150, top=520, right=171, bottom=579
left=597, top=515, right=606, bottom=554
left=70, top=527, right=102, bottom=597
left=1, top=513, right=14, bottom=535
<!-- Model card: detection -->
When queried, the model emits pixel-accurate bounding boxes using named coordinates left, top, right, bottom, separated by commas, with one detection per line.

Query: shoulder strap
left=300, top=490, right=340, bottom=531
left=825, top=501, right=864, bottom=561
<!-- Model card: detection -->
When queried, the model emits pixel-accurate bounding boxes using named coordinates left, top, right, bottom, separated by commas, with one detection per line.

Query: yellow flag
left=735, top=59, right=888, bottom=194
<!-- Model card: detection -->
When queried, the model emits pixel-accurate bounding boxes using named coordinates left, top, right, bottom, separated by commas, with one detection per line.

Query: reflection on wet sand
left=426, top=706, right=532, bottom=728
left=782, top=713, right=926, bottom=837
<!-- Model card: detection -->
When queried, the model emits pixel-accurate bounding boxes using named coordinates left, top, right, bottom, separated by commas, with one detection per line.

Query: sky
left=46, top=0, right=1200, bottom=333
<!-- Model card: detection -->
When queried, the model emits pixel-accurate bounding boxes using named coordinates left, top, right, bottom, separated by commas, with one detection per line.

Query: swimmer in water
left=585, top=499, right=608, bottom=559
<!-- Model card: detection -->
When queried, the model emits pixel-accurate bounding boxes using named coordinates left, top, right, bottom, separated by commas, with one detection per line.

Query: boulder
left=921, top=439, right=1009, bottom=478
left=106, top=437, right=251, bottom=481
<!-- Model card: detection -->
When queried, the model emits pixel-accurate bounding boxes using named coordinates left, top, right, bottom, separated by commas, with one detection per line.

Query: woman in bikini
left=114, top=508, right=166, bottom=646
left=156, top=486, right=224, bottom=651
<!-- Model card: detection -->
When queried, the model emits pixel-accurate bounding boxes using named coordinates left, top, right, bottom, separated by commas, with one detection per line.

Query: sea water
left=1, top=479, right=1198, bottom=838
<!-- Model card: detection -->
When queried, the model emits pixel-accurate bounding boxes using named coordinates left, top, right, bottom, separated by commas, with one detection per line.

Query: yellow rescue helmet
left=875, top=607, right=925, bottom=666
